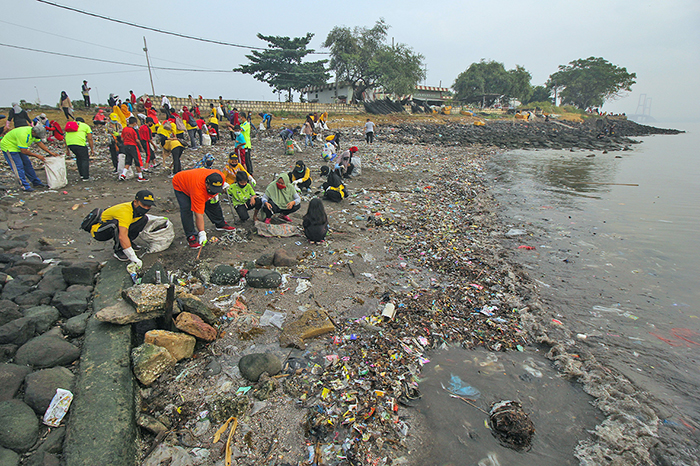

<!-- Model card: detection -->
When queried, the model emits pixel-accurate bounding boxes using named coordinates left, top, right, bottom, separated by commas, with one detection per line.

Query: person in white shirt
left=161, top=95, right=172, bottom=119
left=364, top=118, right=375, bottom=144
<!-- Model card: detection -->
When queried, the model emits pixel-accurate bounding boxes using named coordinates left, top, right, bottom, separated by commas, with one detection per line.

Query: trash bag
left=255, top=220, right=301, bottom=238
left=134, top=215, right=175, bottom=253
left=201, top=133, right=211, bottom=146
left=44, top=155, right=67, bottom=189
left=116, top=153, right=134, bottom=179
left=488, top=400, right=535, bottom=451
left=350, top=155, right=361, bottom=176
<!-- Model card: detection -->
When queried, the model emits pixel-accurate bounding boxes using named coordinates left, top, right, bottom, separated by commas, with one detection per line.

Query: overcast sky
left=2, top=0, right=698, bottom=122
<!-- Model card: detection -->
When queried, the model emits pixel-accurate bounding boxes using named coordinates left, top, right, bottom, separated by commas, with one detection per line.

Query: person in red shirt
left=129, top=90, right=136, bottom=104
left=172, top=169, right=235, bottom=248
left=139, top=117, right=157, bottom=168
left=120, top=117, right=147, bottom=182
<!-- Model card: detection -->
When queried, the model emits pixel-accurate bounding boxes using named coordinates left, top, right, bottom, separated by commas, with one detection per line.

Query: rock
left=22, top=306, right=60, bottom=334
left=174, top=313, right=217, bottom=341
left=63, top=312, right=90, bottom=337
left=193, top=262, right=213, bottom=285
left=0, top=317, right=36, bottom=346
left=13, top=291, right=52, bottom=308
left=122, top=284, right=168, bottom=313
left=0, top=280, right=31, bottom=302
left=0, top=364, right=32, bottom=402
left=0, top=446, right=19, bottom=466
left=65, top=284, right=93, bottom=294
left=25, top=451, right=60, bottom=466
left=94, top=299, right=163, bottom=325
left=24, top=367, right=74, bottom=415
left=273, top=249, right=297, bottom=267
left=245, top=269, right=282, bottom=288
left=131, top=343, right=176, bottom=386
left=256, top=253, right=274, bottom=267
left=0, top=345, right=17, bottom=364
left=14, top=334, right=80, bottom=368
left=61, top=266, right=94, bottom=286
left=51, top=289, right=89, bottom=318
left=0, top=239, right=28, bottom=251
left=0, top=399, right=39, bottom=452
left=0, top=301, right=22, bottom=326
left=203, top=358, right=221, bottom=378
left=144, top=330, right=195, bottom=361
left=30, top=426, right=64, bottom=455
left=141, top=263, right=167, bottom=285
left=36, top=269, right=67, bottom=295
left=210, top=265, right=241, bottom=286
left=137, top=413, right=167, bottom=435
left=175, top=291, right=217, bottom=325
left=143, top=444, right=193, bottom=466
left=4, top=266, right=40, bottom=277
left=238, top=353, right=282, bottom=382
left=279, top=308, right=335, bottom=350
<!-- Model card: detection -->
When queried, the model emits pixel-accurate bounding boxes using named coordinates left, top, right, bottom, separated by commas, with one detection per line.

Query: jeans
left=2, top=151, right=44, bottom=190
left=187, top=129, right=198, bottom=149
left=305, top=134, right=313, bottom=147
left=68, top=145, right=90, bottom=179
left=174, top=189, right=226, bottom=238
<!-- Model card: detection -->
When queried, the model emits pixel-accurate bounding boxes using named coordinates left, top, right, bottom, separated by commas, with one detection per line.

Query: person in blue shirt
left=259, top=112, right=272, bottom=129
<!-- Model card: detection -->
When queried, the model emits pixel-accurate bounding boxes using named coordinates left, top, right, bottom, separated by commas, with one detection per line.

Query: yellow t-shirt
left=90, top=202, right=141, bottom=236
left=65, top=122, right=92, bottom=146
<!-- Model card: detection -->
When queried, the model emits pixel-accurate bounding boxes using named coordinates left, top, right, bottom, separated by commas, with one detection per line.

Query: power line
left=36, top=0, right=328, bottom=55
left=0, top=70, right=141, bottom=81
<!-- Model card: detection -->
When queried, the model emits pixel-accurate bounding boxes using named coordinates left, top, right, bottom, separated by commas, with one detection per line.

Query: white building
left=302, top=82, right=355, bottom=104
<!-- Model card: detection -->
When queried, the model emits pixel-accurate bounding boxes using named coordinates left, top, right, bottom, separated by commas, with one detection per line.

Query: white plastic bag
left=134, top=215, right=175, bottom=253
left=201, top=133, right=211, bottom=146
left=259, top=122, right=265, bottom=131
left=350, top=156, right=361, bottom=176
left=116, top=153, right=134, bottom=179
left=44, top=156, right=67, bottom=189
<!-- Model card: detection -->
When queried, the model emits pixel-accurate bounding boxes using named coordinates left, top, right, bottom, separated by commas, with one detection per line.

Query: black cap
left=205, top=173, right=224, bottom=193
left=135, top=190, right=156, bottom=206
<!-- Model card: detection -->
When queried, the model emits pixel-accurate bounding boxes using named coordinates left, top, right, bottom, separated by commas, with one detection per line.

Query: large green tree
left=547, top=57, right=636, bottom=109
left=453, top=60, right=532, bottom=106
left=234, top=33, right=329, bottom=102
left=323, top=19, right=425, bottom=103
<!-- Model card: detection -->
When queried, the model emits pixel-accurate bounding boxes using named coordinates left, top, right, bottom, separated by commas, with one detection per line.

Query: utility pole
left=143, top=36, right=156, bottom=97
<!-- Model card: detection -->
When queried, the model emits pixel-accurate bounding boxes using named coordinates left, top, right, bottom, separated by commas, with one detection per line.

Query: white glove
left=198, top=231, right=207, bottom=246
left=123, top=247, right=142, bottom=268
left=292, top=179, right=302, bottom=185
left=222, top=182, right=230, bottom=191
left=248, top=176, right=256, bottom=186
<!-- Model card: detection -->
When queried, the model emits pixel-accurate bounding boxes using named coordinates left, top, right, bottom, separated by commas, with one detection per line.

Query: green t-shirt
left=65, top=122, right=92, bottom=146
left=240, top=121, right=251, bottom=148
left=0, top=126, right=39, bottom=152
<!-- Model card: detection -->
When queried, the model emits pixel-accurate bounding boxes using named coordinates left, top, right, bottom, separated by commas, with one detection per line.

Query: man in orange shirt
left=172, top=169, right=235, bottom=249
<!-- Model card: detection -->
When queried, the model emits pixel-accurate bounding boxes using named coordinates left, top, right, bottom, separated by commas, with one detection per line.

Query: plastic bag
left=201, top=133, right=211, bottom=146
left=116, top=153, right=134, bottom=179
left=259, top=310, right=286, bottom=328
left=134, top=215, right=175, bottom=253
left=259, top=122, right=265, bottom=131
left=44, top=156, right=67, bottom=189
left=255, top=220, right=301, bottom=237
left=350, top=156, right=361, bottom=176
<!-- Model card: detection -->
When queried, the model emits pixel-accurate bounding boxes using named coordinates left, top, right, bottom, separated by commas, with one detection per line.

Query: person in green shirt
left=64, top=117, right=94, bottom=180
left=239, top=112, right=253, bottom=174
left=0, top=125, right=58, bottom=191
left=227, top=170, right=262, bottom=222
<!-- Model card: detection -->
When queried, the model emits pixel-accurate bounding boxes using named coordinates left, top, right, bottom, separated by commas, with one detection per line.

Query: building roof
left=414, top=85, right=451, bottom=92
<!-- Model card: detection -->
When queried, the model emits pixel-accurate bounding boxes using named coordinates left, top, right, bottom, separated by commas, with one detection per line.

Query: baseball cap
left=31, top=125, right=47, bottom=143
left=135, top=190, right=156, bottom=206
left=205, top=173, right=224, bottom=193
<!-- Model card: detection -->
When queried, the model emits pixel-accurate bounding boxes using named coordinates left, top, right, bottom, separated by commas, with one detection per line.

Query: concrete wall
left=155, top=96, right=363, bottom=116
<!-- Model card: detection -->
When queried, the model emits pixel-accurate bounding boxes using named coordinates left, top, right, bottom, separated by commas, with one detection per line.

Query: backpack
left=174, top=117, right=186, bottom=131
left=80, top=208, right=103, bottom=232
left=187, top=115, right=196, bottom=127
left=65, top=121, right=79, bottom=132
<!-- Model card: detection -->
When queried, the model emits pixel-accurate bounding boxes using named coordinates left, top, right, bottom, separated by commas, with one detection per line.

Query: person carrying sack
left=87, top=190, right=156, bottom=267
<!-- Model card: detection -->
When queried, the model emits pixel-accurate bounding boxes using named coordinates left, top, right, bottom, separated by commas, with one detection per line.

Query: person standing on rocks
left=64, top=117, right=94, bottom=181
left=0, top=125, right=57, bottom=191
left=172, top=169, right=235, bottom=249
left=89, top=189, right=156, bottom=266
left=81, top=80, right=91, bottom=107
left=364, top=118, right=375, bottom=144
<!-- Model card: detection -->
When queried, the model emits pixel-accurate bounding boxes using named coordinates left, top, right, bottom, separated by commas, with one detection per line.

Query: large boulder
left=144, top=330, right=195, bottom=362
left=13, top=291, right=52, bottom=308
left=0, top=301, right=22, bottom=326
left=63, top=312, right=89, bottom=337
left=273, top=249, right=297, bottom=267
left=0, top=399, right=39, bottom=452
left=122, top=284, right=168, bottom=313
left=0, top=239, right=28, bottom=251
left=94, top=299, right=163, bottom=325
left=61, top=266, right=94, bottom=286
left=36, top=268, right=67, bottom=296
left=210, top=265, right=241, bottom=286
left=0, top=345, right=17, bottom=364
left=0, top=317, right=36, bottom=346
left=245, top=269, right=282, bottom=288
left=0, top=280, right=32, bottom=302
left=51, top=289, right=90, bottom=318
left=238, top=353, right=282, bottom=382
left=22, top=306, right=60, bottom=335
left=24, top=367, right=74, bottom=415
left=14, top=334, right=80, bottom=369
left=175, top=291, right=217, bottom=325
left=174, top=313, right=217, bottom=341
left=0, top=364, right=32, bottom=402
left=131, top=343, right=176, bottom=386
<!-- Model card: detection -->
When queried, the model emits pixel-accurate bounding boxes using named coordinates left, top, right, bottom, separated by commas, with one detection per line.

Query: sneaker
left=23, top=187, right=35, bottom=192
left=131, top=243, right=142, bottom=251
left=118, top=174, right=126, bottom=181
left=137, top=176, right=148, bottom=182
left=264, top=218, right=271, bottom=224
left=113, top=249, right=129, bottom=261
left=279, top=215, right=292, bottom=222
left=187, top=235, right=201, bottom=249
left=216, top=223, right=235, bottom=231
left=81, top=177, right=91, bottom=182
left=33, top=182, right=46, bottom=187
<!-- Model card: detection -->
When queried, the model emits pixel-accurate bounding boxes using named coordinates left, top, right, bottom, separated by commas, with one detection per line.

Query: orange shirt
left=172, top=169, right=224, bottom=214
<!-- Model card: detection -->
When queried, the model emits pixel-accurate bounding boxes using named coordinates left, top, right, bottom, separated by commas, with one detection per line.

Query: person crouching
left=260, top=173, right=300, bottom=224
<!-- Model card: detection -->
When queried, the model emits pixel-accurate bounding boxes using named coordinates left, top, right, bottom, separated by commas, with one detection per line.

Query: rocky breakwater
left=0, top=233, right=98, bottom=466
left=378, top=118, right=683, bottom=151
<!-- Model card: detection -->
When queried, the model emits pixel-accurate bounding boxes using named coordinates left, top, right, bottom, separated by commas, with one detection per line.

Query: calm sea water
left=486, top=121, right=700, bottom=462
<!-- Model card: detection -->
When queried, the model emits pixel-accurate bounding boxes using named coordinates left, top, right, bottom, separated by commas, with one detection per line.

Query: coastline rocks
left=63, top=312, right=89, bottom=337
left=144, top=330, right=195, bottom=362
left=0, top=301, right=22, bottom=326
left=36, top=269, right=67, bottom=296
left=24, top=367, right=74, bottom=415
left=95, top=299, right=163, bottom=325
left=51, top=289, right=90, bottom=318
left=279, top=308, right=335, bottom=350
left=238, top=353, right=282, bottom=382
left=210, top=265, right=241, bottom=286
left=23, top=306, right=60, bottom=335
left=122, top=284, right=168, bottom=313
left=0, top=317, right=35, bottom=346
left=174, top=313, right=217, bottom=341
left=141, top=263, right=167, bottom=285
left=273, top=249, right=297, bottom=267
left=14, top=334, right=80, bottom=368
left=1, top=280, right=32, bottom=302
left=175, top=292, right=217, bottom=325
left=61, top=266, right=95, bottom=286
left=131, top=343, right=176, bottom=386
left=245, top=269, right=282, bottom=289
left=0, top=447, right=19, bottom=466
left=0, top=364, right=32, bottom=402
left=0, top=399, right=39, bottom=452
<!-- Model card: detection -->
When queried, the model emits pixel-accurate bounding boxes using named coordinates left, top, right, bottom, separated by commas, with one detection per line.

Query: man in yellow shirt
left=90, top=189, right=155, bottom=266
left=64, top=117, right=94, bottom=181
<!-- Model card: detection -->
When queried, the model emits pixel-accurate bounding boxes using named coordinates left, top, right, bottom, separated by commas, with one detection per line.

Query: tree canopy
left=452, top=60, right=533, bottom=106
left=323, top=19, right=425, bottom=103
left=234, top=33, right=329, bottom=102
left=547, top=57, right=636, bottom=109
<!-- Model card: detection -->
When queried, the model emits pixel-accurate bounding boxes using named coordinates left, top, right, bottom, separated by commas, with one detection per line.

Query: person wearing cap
left=64, top=117, right=94, bottom=181
left=335, top=146, right=358, bottom=178
left=288, top=160, right=312, bottom=191
left=172, top=168, right=235, bottom=249
left=0, top=125, right=58, bottom=191
left=90, top=190, right=156, bottom=266
left=81, top=80, right=91, bottom=107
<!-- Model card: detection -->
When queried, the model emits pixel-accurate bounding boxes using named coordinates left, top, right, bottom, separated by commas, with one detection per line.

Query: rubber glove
left=198, top=231, right=207, bottom=246
left=123, top=247, right=142, bottom=268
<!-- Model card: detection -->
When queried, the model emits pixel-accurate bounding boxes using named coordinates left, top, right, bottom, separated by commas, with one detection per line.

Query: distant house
left=302, top=82, right=355, bottom=104
left=303, top=83, right=451, bottom=105
left=409, top=85, right=452, bottom=106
